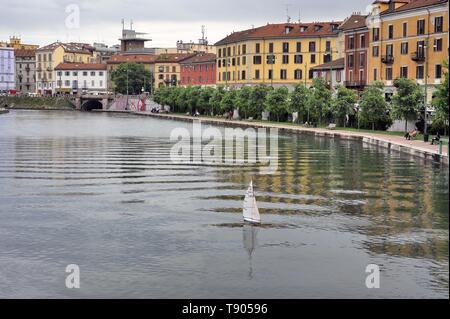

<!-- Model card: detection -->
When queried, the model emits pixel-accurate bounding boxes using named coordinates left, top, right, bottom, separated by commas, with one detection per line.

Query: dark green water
left=0, top=110, right=448, bottom=298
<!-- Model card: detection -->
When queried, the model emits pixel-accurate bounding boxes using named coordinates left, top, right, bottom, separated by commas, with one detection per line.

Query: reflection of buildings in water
left=243, top=224, right=259, bottom=280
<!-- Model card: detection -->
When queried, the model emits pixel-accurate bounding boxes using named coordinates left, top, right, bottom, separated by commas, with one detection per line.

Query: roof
left=215, top=21, right=342, bottom=46
left=107, top=54, right=158, bottom=64
left=55, top=63, right=107, bottom=70
left=155, top=53, right=196, bottom=63
left=339, top=14, right=368, bottom=31
left=381, top=0, right=448, bottom=15
left=311, top=58, right=345, bottom=71
left=179, top=53, right=216, bottom=64
left=15, top=49, right=36, bottom=57
left=37, top=42, right=93, bottom=54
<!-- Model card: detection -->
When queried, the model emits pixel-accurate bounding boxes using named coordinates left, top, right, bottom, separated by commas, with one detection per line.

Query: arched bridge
left=74, top=94, right=115, bottom=111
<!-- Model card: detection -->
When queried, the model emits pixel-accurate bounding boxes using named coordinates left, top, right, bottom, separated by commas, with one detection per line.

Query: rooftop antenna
left=130, top=19, right=133, bottom=30
left=121, top=19, right=125, bottom=31
left=298, top=8, right=301, bottom=23
left=285, top=4, right=292, bottom=23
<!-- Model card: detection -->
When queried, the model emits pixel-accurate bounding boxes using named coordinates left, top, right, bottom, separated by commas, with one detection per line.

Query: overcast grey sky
left=0, top=0, right=371, bottom=47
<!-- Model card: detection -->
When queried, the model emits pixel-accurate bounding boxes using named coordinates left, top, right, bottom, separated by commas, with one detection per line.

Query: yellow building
left=154, top=53, right=196, bottom=88
left=36, top=42, right=94, bottom=95
left=367, top=0, right=449, bottom=100
left=0, top=36, right=39, bottom=50
left=215, top=21, right=343, bottom=88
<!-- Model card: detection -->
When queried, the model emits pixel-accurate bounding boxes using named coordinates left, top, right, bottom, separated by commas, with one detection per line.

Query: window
left=255, top=69, right=260, bottom=80
left=326, top=41, right=331, bottom=52
left=83, top=71, right=88, bottom=76
left=336, top=70, right=342, bottom=82
left=435, top=16, right=443, bottom=33
left=268, top=69, right=273, bottom=80
left=99, top=72, right=104, bottom=76
left=296, top=42, right=301, bottom=53
left=386, top=67, right=393, bottom=81
left=348, top=55, right=354, bottom=68
left=308, top=69, right=314, bottom=79
left=91, top=80, right=95, bottom=87
left=255, top=43, right=260, bottom=54
left=282, top=55, right=289, bottom=64
left=373, top=28, right=380, bottom=41
left=91, top=71, right=95, bottom=76
left=388, top=25, right=394, bottom=39
left=373, top=46, right=379, bottom=57
left=242, top=45, right=246, bottom=54
left=242, top=70, right=246, bottom=80
left=416, top=65, right=424, bottom=79
left=100, top=80, right=103, bottom=87
left=359, top=53, right=365, bottom=68
left=310, top=54, right=316, bottom=64
left=65, top=80, right=70, bottom=86
left=386, top=44, right=394, bottom=57
left=269, top=43, right=274, bottom=53
left=309, top=42, right=316, bottom=52
left=434, top=38, right=443, bottom=51
left=280, top=69, right=287, bottom=80
left=401, top=42, right=408, bottom=55
left=435, top=64, right=442, bottom=78
left=218, top=49, right=222, bottom=58
left=294, top=69, right=302, bottom=80
left=400, top=66, right=408, bottom=78
left=253, top=56, right=262, bottom=64
left=73, top=72, right=78, bottom=76
left=57, top=71, right=62, bottom=76
left=232, top=58, right=236, bottom=66
left=242, top=57, right=246, bottom=65
left=282, top=42, right=289, bottom=53
left=417, top=19, right=425, bottom=35
left=348, top=36, right=355, bottom=49
left=227, top=47, right=231, bottom=56
left=403, top=22, right=408, bottom=37
left=360, top=35, right=366, bottom=48
left=373, top=68, right=378, bottom=81
left=294, top=54, right=303, bottom=64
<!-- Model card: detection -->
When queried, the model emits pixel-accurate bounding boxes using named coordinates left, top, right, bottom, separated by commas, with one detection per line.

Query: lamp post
left=125, top=68, right=129, bottom=110
left=419, top=39, right=432, bottom=142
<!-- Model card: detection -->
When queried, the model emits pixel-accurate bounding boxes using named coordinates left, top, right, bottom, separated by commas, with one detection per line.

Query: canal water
left=0, top=110, right=448, bottom=298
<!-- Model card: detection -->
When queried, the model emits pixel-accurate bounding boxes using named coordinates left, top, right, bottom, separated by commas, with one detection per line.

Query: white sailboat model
left=243, top=180, right=261, bottom=224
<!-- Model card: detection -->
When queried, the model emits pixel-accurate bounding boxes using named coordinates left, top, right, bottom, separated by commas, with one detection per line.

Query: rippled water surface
left=0, top=110, right=448, bottom=298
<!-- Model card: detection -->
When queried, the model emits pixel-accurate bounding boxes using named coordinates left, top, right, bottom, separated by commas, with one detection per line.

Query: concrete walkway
left=101, top=110, right=449, bottom=165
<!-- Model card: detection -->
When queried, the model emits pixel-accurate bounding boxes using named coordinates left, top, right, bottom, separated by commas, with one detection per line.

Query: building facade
left=214, top=21, right=343, bottom=88
left=0, top=36, right=39, bottom=50
left=54, top=63, right=107, bottom=95
left=106, top=54, right=158, bottom=92
left=180, top=53, right=217, bottom=86
left=0, top=47, right=15, bottom=93
left=311, top=58, right=346, bottom=88
left=36, top=42, right=94, bottom=95
left=15, top=49, right=36, bottom=94
left=155, top=53, right=196, bottom=88
left=339, top=14, right=369, bottom=94
left=367, top=0, right=449, bottom=100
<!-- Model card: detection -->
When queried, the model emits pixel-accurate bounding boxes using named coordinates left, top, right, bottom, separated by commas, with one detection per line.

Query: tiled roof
left=381, top=0, right=447, bottom=15
left=339, top=14, right=368, bottom=31
left=155, top=53, right=196, bottom=63
left=107, top=54, right=158, bottom=64
left=311, top=58, right=345, bottom=70
left=55, top=63, right=107, bottom=70
left=14, top=49, right=36, bottom=57
left=179, top=53, right=216, bottom=64
left=215, top=21, right=342, bottom=46
left=37, top=42, right=93, bottom=54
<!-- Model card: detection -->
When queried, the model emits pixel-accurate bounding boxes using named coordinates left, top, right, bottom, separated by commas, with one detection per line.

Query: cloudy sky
left=1, top=0, right=371, bottom=48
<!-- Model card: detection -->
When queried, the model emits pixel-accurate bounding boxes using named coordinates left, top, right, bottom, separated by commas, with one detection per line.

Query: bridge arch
left=81, top=99, right=103, bottom=111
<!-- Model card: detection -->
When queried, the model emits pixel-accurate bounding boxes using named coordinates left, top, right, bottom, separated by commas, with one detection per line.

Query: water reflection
left=243, top=224, right=259, bottom=280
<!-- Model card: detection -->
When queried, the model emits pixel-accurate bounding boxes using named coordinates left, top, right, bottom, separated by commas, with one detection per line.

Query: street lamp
left=418, top=40, right=435, bottom=142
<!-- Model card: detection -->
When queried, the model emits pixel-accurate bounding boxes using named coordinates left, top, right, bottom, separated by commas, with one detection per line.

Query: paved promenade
left=102, top=110, right=449, bottom=165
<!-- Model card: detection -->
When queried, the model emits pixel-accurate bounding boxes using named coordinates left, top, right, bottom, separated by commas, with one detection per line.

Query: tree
left=186, top=86, right=202, bottom=114
left=307, top=77, right=332, bottom=124
left=289, top=83, right=309, bottom=123
left=198, top=87, right=215, bottom=115
left=175, top=87, right=189, bottom=113
left=332, top=85, right=357, bottom=127
left=220, top=88, right=237, bottom=114
left=391, top=78, right=423, bottom=132
left=209, top=86, right=225, bottom=116
left=433, top=60, right=449, bottom=135
left=235, top=86, right=252, bottom=119
left=248, top=85, right=270, bottom=119
left=264, top=87, right=289, bottom=122
left=111, top=62, right=152, bottom=94
left=359, top=82, right=392, bottom=130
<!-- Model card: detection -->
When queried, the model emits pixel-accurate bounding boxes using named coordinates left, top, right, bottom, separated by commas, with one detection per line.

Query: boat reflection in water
left=243, top=224, right=259, bottom=279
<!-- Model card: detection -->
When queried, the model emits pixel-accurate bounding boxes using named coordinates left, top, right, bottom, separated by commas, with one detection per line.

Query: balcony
left=344, top=80, right=367, bottom=88
left=381, top=55, right=394, bottom=64
left=411, top=52, right=425, bottom=62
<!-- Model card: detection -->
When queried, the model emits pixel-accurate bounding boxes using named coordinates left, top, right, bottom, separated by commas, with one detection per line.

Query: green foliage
left=264, top=87, right=289, bottom=121
left=359, top=81, right=392, bottom=130
left=220, top=88, right=237, bottom=114
left=332, top=85, right=357, bottom=127
left=198, top=87, right=215, bottom=115
left=433, top=60, right=449, bottom=132
left=391, top=77, right=423, bottom=132
left=307, top=77, right=332, bottom=124
left=111, top=63, right=152, bottom=94
left=289, top=83, right=309, bottom=122
left=209, top=86, right=225, bottom=116
left=235, top=86, right=252, bottom=119
left=248, top=85, right=271, bottom=119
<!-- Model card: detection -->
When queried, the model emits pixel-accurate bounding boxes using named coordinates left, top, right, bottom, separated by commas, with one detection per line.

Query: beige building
left=36, top=42, right=94, bottom=95
left=154, top=53, right=196, bottom=88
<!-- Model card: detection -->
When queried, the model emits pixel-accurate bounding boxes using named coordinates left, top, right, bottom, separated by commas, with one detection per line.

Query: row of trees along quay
left=119, top=61, right=448, bottom=134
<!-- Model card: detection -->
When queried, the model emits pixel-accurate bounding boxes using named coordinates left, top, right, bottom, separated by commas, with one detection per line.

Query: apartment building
left=15, top=49, right=36, bottom=94
left=180, top=53, right=217, bottom=86
left=0, top=47, right=15, bottom=93
left=154, top=53, right=196, bottom=88
left=54, top=63, right=107, bottom=95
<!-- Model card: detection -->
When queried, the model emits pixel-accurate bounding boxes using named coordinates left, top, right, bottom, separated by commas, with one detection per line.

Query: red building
left=180, top=53, right=216, bottom=86
left=339, top=14, right=369, bottom=94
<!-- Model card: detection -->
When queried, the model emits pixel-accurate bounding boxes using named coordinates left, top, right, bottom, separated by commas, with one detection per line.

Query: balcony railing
left=381, top=55, right=394, bottom=64
left=344, top=80, right=367, bottom=87
left=411, top=52, right=425, bottom=62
